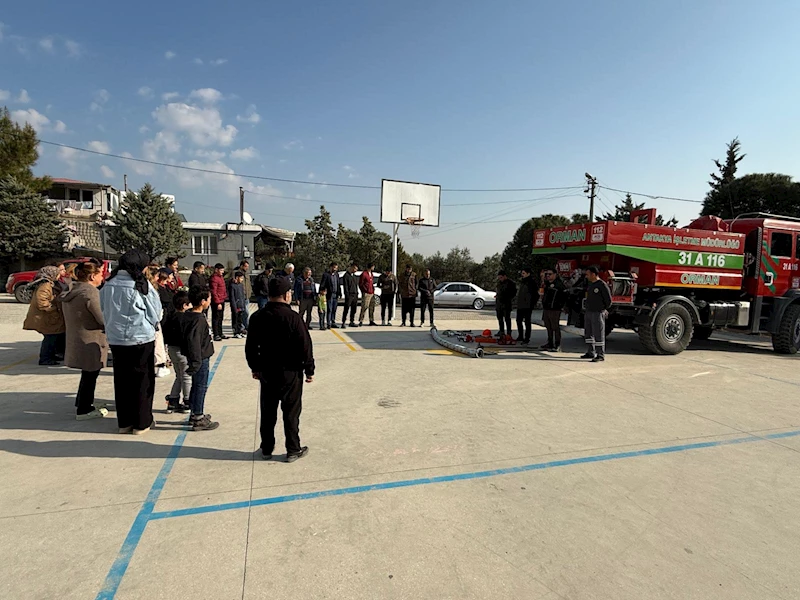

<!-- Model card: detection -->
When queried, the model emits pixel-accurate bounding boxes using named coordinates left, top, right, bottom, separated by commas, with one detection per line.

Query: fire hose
left=430, top=327, right=484, bottom=358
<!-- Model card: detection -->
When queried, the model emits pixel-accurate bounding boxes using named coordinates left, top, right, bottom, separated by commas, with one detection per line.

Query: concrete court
left=2, top=296, right=800, bottom=600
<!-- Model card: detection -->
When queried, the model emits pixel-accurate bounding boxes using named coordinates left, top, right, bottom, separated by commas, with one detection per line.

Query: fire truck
left=531, top=208, right=800, bottom=355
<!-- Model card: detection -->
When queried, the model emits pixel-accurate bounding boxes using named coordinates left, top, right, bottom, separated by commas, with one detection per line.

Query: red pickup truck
left=5, top=258, right=115, bottom=303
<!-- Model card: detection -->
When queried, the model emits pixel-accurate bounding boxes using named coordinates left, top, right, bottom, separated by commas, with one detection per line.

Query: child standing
left=182, top=286, right=220, bottom=431
left=317, top=289, right=327, bottom=331
left=163, top=291, right=191, bottom=413
left=228, top=270, right=247, bottom=338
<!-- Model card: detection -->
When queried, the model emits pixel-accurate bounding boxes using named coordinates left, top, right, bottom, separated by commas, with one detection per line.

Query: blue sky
left=3, top=0, right=800, bottom=259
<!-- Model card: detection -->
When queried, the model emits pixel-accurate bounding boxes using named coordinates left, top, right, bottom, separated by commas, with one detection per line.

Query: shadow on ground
left=0, top=438, right=253, bottom=461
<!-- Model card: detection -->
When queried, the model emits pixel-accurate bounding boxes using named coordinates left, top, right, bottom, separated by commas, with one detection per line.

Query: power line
left=597, top=184, right=703, bottom=205
left=35, top=139, right=583, bottom=193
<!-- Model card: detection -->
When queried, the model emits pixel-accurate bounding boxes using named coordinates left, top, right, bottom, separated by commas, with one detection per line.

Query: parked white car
left=434, top=282, right=496, bottom=310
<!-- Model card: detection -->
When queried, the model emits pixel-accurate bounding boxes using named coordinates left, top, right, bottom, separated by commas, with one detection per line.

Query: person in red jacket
left=208, top=263, right=229, bottom=341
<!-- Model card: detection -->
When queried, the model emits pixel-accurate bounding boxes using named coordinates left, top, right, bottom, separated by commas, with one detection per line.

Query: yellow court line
left=0, top=353, right=38, bottom=372
left=330, top=328, right=358, bottom=352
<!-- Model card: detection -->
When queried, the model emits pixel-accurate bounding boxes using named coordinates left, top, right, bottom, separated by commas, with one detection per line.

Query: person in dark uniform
left=495, top=270, right=517, bottom=337
left=341, top=263, right=359, bottom=328
left=319, top=262, right=340, bottom=330
left=246, top=276, right=315, bottom=462
left=582, top=266, right=613, bottom=362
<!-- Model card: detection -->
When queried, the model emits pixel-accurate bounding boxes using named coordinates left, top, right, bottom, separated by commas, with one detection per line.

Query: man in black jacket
left=581, top=266, right=613, bottom=362
left=319, top=262, right=340, bottom=330
left=246, top=276, right=315, bottom=462
left=341, top=263, right=359, bottom=328
left=188, top=261, right=207, bottom=289
left=417, top=269, right=437, bottom=328
left=182, top=286, right=219, bottom=431
left=495, top=270, right=517, bottom=337
left=541, top=268, right=567, bottom=351
left=253, top=263, right=274, bottom=310
left=515, top=268, right=538, bottom=345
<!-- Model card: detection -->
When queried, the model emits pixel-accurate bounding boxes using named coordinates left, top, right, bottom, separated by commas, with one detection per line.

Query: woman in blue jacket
left=100, top=249, right=162, bottom=434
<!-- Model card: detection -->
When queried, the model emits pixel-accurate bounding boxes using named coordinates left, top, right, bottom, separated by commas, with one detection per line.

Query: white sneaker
left=156, top=366, right=171, bottom=378
left=76, top=407, right=108, bottom=420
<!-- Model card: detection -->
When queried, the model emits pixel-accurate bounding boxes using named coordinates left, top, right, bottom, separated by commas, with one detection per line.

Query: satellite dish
left=242, top=211, right=254, bottom=225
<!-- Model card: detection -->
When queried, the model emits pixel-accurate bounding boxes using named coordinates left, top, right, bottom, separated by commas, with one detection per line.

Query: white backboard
left=380, top=179, right=441, bottom=227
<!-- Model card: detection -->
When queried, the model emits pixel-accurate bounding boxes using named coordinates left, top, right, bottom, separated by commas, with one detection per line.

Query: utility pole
left=585, top=173, right=597, bottom=222
left=239, top=187, right=245, bottom=261
left=123, top=174, right=128, bottom=193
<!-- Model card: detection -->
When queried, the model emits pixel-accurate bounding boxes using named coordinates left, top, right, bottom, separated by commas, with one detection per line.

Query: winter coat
left=209, top=273, right=228, bottom=305
left=229, top=281, right=247, bottom=311
left=188, top=271, right=208, bottom=290
left=377, top=273, right=397, bottom=297
left=516, top=277, right=539, bottom=310
left=320, top=270, right=341, bottom=299
left=61, top=281, right=108, bottom=372
left=585, top=279, right=613, bottom=312
left=100, top=271, right=162, bottom=346
left=158, top=285, right=176, bottom=323
left=495, top=279, right=517, bottom=306
left=23, top=281, right=66, bottom=335
left=397, top=272, right=418, bottom=299
left=181, top=312, right=215, bottom=374
left=359, top=271, right=375, bottom=295
left=253, top=272, right=272, bottom=298
left=240, top=270, right=253, bottom=300
left=294, top=276, right=317, bottom=301
left=342, top=272, right=359, bottom=298
left=542, top=277, right=568, bottom=310
left=418, top=277, right=437, bottom=300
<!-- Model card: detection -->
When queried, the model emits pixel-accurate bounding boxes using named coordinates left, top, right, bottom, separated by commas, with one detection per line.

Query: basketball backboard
left=380, top=179, right=441, bottom=227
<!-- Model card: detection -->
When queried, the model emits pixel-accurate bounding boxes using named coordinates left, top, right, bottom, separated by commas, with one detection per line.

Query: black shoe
left=580, top=352, right=595, bottom=359
left=400, top=322, right=406, bottom=327
left=167, top=401, right=188, bottom=414
left=387, top=322, right=393, bottom=326
left=213, top=337, right=222, bottom=342
left=330, top=323, right=339, bottom=329
left=38, top=360, right=59, bottom=366
left=350, top=322, right=357, bottom=327
left=552, top=346, right=562, bottom=353
left=591, top=356, right=605, bottom=362
left=190, top=415, right=219, bottom=431
left=410, top=323, right=415, bottom=328
left=221, top=335, right=230, bottom=340
left=369, top=322, right=377, bottom=327
left=419, top=323, right=425, bottom=328
left=341, top=323, right=347, bottom=329
left=540, top=343, right=553, bottom=350
left=286, top=446, right=309, bottom=463
left=259, top=449, right=273, bottom=460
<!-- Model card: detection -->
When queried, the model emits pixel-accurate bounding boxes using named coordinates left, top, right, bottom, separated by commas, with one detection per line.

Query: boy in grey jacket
left=229, top=271, right=247, bottom=338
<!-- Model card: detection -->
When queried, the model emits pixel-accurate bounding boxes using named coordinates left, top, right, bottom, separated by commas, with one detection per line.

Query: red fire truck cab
left=532, top=209, right=800, bottom=355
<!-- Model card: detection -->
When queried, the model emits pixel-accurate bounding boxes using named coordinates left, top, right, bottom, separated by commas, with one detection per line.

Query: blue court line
left=95, top=346, right=227, bottom=600
left=148, top=428, right=800, bottom=522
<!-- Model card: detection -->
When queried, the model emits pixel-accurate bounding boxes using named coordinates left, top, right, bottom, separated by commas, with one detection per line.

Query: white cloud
left=0, top=22, right=5, bottom=42
left=143, top=130, right=181, bottom=158
left=52, top=120, right=67, bottom=133
left=236, top=104, right=261, bottom=124
left=87, top=140, right=111, bottom=154
left=307, top=172, right=315, bottom=179
left=230, top=146, right=259, bottom=160
left=175, top=159, right=235, bottom=190
left=121, top=151, right=155, bottom=176
left=90, top=89, right=110, bottom=112
left=162, top=91, right=179, bottom=101
left=295, top=194, right=312, bottom=200
left=188, top=88, right=223, bottom=104
left=283, top=140, right=303, bottom=151
left=194, top=149, right=226, bottom=160
left=57, top=146, right=81, bottom=167
left=342, top=165, right=353, bottom=171
left=16, top=89, right=30, bottom=103
left=153, top=102, right=237, bottom=147
left=165, top=50, right=176, bottom=60
left=193, top=58, right=204, bottom=65
left=0, top=89, right=9, bottom=101
left=139, top=125, right=150, bottom=134
left=210, top=58, right=227, bottom=66
left=39, top=37, right=54, bottom=52
left=137, top=86, right=154, bottom=99
left=100, top=165, right=115, bottom=179
left=64, top=39, right=82, bottom=58
left=11, top=108, right=50, bottom=131
left=348, top=172, right=358, bottom=179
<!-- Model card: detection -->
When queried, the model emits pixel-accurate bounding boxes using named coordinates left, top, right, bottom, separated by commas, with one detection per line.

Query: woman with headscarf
left=61, top=261, right=109, bottom=420
left=100, top=249, right=162, bottom=434
left=23, top=265, right=67, bottom=365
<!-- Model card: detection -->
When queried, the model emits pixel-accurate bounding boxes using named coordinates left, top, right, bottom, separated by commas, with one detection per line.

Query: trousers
left=359, top=293, right=375, bottom=324
left=75, top=369, right=100, bottom=414
left=342, top=296, right=357, bottom=324
left=189, top=357, right=210, bottom=416
left=211, top=303, right=225, bottom=339
left=299, top=298, right=315, bottom=327
left=401, top=297, right=416, bottom=324
left=420, top=297, right=434, bottom=324
left=326, top=295, right=339, bottom=327
left=231, top=308, right=244, bottom=335
left=496, top=304, right=512, bottom=334
left=584, top=310, right=606, bottom=357
left=543, top=309, right=562, bottom=347
left=110, top=342, right=155, bottom=430
left=381, top=294, right=394, bottom=322
left=516, top=308, right=532, bottom=342
left=259, top=371, right=303, bottom=455
left=167, top=345, right=191, bottom=402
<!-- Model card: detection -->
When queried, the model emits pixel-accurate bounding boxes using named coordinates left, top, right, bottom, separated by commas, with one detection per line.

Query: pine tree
left=0, top=107, right=51, bottom=192
left=599, top=194, right=678, bottom=227
left=0, top=176, right=67, bottom=266
left=708, top=137, right=745, bottom=193
left=106, top=183, right=188, bottom=259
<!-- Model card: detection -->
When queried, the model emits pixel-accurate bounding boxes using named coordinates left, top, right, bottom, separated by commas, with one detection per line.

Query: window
left=770, top=232, right=793, bottom=258
left=449, top=284, right=471, bottom=292
left=68, top=188, right=80, bottom=201
left=192, top=234, right=218, bottom=255
left=81, top=190, right=93, bottom=210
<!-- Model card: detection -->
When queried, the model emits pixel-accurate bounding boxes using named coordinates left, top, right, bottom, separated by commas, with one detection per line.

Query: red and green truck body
left=532, top=211, right=800, bottom=355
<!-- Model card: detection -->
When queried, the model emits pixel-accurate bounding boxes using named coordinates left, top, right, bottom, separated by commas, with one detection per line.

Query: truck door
left=743, top=228, right=762, bottom=296
left=765, top=230, right=793, bottom=296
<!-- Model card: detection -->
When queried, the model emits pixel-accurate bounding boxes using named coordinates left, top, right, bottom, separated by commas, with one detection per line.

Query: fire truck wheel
left=692, top=326, right=713, bottom=341
left=639, top=302, right=693, bottom=355
left=772, top=303, right=800, bottom=354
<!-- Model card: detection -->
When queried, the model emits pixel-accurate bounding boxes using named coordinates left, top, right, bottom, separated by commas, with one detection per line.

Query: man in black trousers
left=246, top=276, right=315, bottom=462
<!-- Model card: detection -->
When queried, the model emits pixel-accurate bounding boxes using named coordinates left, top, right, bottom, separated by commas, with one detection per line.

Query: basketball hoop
left=405, top=217, right=424, bottom=238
